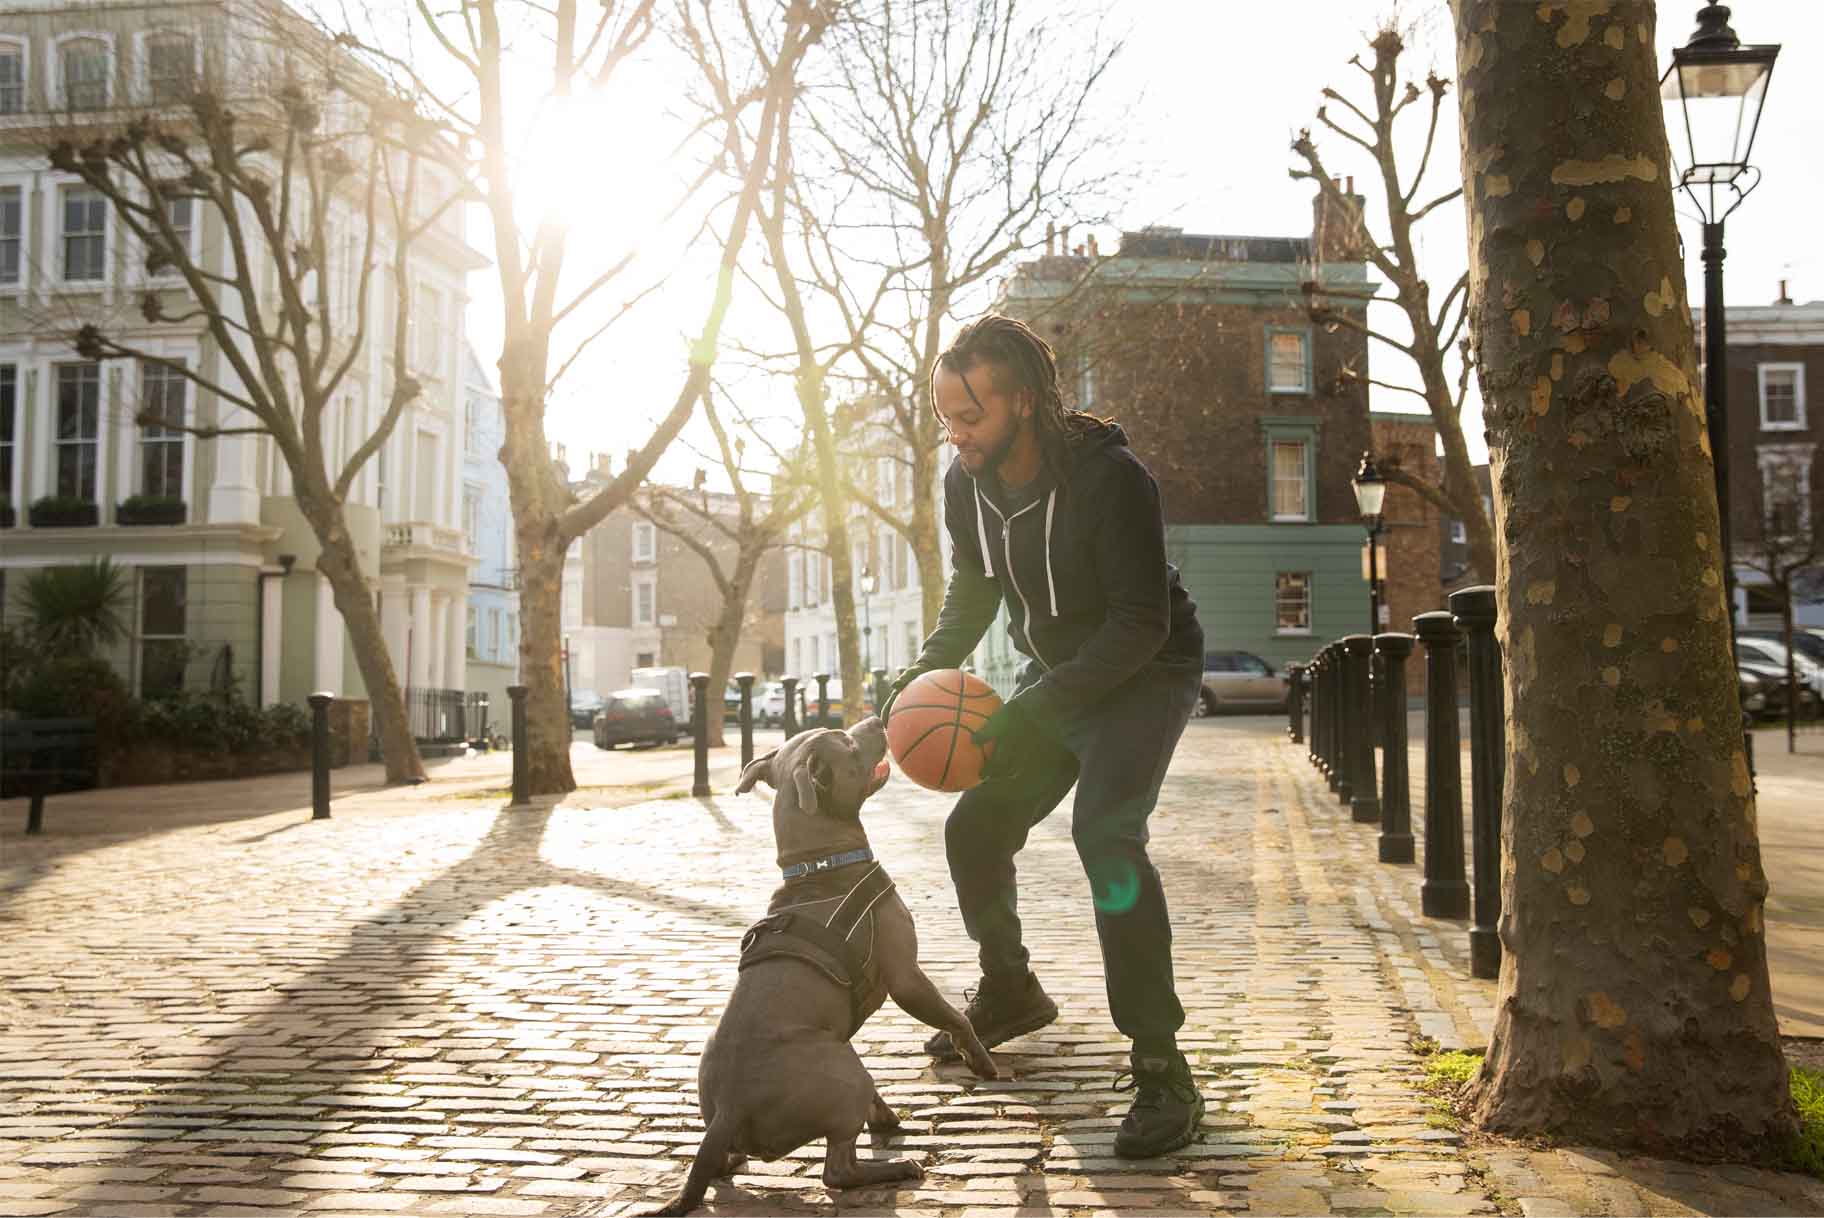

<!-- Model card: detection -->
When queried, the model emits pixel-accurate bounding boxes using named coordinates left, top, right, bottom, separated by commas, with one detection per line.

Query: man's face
left=933, top=361, right=1030, bottom=478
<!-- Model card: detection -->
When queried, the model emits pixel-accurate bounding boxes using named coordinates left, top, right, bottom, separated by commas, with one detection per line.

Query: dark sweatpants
left=944, top=659, right=1203, bottom=1050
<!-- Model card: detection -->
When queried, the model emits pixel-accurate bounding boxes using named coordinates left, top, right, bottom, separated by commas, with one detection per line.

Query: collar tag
left=781, top=847, right=874, bottom=881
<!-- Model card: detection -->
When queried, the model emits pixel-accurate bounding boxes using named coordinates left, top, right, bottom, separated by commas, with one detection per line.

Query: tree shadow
left=16, top=795, right=760, bottom=1212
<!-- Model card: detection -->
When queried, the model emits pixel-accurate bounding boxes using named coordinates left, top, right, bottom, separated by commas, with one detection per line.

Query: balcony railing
left=385, top=521, right=467, bottom=553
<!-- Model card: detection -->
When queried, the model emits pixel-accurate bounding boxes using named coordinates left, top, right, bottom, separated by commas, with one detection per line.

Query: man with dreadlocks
left=880, top=313, right=1206, bottom=1157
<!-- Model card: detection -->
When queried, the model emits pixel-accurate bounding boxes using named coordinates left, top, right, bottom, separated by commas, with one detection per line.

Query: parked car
left=1738, top=658, right=1821, bottom=721
left=757, top=680, right=788, bottom=726
left=1197, top=651, right=1290, bottom=716
left=593, top=688, right=680, bottom=749
left=796, top=678, right=876, bottom=728
left=724, top=681, right=743, bottom=722
left=1734, top=637, right=1824, bottom=692
left=1741, top=628, right=1824, bottom=669
left=569, top=689, right=604, bottom=729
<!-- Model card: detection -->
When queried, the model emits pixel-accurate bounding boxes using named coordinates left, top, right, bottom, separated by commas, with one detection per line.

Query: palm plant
left=21, top=558, right=131, bottom=657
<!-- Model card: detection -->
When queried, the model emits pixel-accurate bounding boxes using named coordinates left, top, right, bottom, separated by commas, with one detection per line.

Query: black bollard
left=508, top=685, right=529, bottom=806
left=1320, top=646, right=1339, bottom=786
left=1306, top=655, right=1322, bottom=766
left=690, top=672, right=711, bottom=797
left=735, top=672, right=756, bottom=770
left=871, top=667, right=887, bottom=718
left=1334, top=642, right=1356, bottom=806
left=309, top=692, right=334, bottom=820
left=1343, top=636, right=1380, bottom=824
left=1452, top=585, right=1505, bottom=979
left=1374, top=633, right=1416, bottom=863
left=1414, top=612, right=1470, bottom=918
left=781, top=675, right=799, bottom=737
left=1286, top=662, right=1305, bottom=744
left=476, top=693, right=490, bottom=749
left=815, top=671, right=831, bottom=729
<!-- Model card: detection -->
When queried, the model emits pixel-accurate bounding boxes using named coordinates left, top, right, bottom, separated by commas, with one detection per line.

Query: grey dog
left=646, top=716, right=998, bottom=1216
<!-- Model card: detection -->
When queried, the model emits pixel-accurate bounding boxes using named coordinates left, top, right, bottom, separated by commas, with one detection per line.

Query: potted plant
left=116, top=494, right=187, bottom=526
left=28, top=495, right=99, bottom=527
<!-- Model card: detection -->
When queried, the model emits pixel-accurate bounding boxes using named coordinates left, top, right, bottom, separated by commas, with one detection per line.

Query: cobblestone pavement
left=3, top=718, right=1823, bottom=1216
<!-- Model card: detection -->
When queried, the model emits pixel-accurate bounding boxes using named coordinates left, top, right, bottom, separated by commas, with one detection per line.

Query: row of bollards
left=1290, top=584, right=1507, bottom=979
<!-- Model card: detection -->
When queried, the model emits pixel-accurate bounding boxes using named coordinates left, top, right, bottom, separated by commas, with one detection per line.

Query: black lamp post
left=1353, top=451, right=1387, bottom=635
left=1662, top=3, right=1779, bottom=641
left=860, top=564, right=878, bottom=671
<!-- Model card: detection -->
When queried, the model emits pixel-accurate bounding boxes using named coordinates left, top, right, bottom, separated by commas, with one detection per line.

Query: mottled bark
left=1451, top=0, right=1793, bottom=1151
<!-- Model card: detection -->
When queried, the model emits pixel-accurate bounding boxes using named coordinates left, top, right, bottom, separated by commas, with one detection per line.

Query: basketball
left=885, top=669, right=1003, bottom=792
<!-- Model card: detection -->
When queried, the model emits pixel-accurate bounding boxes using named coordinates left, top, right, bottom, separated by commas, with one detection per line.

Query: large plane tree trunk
left=1451, top=0, right=1794, bottom=1153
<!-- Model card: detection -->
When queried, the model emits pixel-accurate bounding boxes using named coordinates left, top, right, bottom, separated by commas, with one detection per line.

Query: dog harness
left=738, top=862, right=896, bottom=1037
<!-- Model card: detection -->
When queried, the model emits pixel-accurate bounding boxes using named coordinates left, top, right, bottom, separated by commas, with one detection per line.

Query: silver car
left=1198, top=651, right=1290, bottom=716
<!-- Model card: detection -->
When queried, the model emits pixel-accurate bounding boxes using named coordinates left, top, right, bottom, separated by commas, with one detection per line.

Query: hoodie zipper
left=976, top=487, right=1052, bottom=671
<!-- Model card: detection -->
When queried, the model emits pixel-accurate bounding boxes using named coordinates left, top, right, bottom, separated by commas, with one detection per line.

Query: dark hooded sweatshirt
left=915, top=420, right=1202, bottom=727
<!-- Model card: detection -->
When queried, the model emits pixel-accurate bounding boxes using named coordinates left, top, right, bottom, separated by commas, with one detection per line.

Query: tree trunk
left=801, top=370, right=864, bottom=721
left=1452, top=0, right=1793, bottom=1152
left=702, top=547, right=763, bottom=748
left=302, top=492, right=425, bottom=785
left=515, top=529, right=574, bottom=795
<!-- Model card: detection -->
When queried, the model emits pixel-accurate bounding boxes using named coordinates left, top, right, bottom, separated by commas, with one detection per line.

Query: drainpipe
left=256, top=553, right=296, bottom=706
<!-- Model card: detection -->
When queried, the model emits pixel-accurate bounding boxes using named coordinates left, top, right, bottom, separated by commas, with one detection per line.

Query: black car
left=570, top=689, right=605, bottom=730
left=1739, top=659, right=1820, bottom=721
left=593, top=688, right=679, bottom=749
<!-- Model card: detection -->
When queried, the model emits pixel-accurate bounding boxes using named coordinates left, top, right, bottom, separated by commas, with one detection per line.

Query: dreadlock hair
left=933, top=313, right=1111, bottom=484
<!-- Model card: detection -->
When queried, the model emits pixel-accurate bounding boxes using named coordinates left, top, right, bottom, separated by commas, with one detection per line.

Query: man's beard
left=977, top=416, right=1026, bottom=476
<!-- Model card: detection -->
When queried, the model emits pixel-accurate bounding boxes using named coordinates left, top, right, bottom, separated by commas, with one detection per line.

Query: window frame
left=54, top=361, right=102, bottom=503
left=1274, top=571, right=1313, bottom=636
left=52, top=32, right=115, bottom=112
left=1261, top=417, right=1319, bottom=524
left=134, top=29, right=201, bottom=106
left=59, top=183, right=108, bottom=284
left=633, top=520, right=656, bottom=563
left=633, top=574, right=656, bottom=626
left=1758, top=362, right=1807, bottom=432
left=0, top=180, right=22, bottom=289
left=138, top=359, right=187, bottom=500
left=1756, top=443, right=1816, bottom=543
left=0, top=37, right=28, bottom=117
left=138, top=565, right=188, bottom=699
left=0, top=363, right=16, bottom=508
left=1265, top=326, right=1313, bottom=395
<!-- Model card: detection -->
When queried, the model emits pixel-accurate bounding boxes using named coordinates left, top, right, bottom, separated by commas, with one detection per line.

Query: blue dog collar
left=781, top=847, right=874, bottom=881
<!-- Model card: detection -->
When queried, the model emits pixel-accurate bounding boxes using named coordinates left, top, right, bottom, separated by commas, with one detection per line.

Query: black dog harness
left=738, top=861, right=896, bottom=1036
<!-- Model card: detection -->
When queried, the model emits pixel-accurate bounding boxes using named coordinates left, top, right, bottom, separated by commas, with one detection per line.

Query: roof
left=1117, top=230, right=1310, bottom=264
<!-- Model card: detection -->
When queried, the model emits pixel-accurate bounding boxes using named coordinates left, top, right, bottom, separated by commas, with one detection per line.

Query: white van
left=630, top=666, right=689, bottom=724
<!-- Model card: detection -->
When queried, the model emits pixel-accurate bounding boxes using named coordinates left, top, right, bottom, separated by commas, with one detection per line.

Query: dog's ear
left=735, top=749, right=778, bottom=794
left=791, top=758, right=820, bottom=816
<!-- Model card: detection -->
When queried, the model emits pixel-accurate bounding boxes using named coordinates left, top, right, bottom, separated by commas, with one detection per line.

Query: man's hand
left=972, top=696, right=1061, bottom=782
left=879, top=663, right=931, bottom=722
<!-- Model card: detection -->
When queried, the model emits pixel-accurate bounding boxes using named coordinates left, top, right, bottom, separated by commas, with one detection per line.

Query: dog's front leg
left=887, top=966, right=1000, bottom=1080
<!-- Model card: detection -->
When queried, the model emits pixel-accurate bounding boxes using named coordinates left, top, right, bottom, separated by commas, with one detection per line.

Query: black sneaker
left=1113, top=1051, right=1204, bottom=1158
left=924, top=972, right=1059, bottom=1059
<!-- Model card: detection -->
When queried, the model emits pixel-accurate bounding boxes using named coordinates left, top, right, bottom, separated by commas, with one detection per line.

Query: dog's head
left=736, top=716, right=891, bottom=866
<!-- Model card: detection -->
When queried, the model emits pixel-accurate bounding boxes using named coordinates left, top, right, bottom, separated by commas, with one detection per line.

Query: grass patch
left=1425, top=1050, right=1483, bottom=1089
left=1410, top=1040, right=1483, bottom=1132
left=1787, top=1066, right=1824, bottom=1177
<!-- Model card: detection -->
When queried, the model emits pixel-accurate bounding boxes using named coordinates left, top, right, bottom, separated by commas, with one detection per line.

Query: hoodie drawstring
left=1042, top=489, right=1058, bottom=617
left=974, top=488, right=995, bottom=578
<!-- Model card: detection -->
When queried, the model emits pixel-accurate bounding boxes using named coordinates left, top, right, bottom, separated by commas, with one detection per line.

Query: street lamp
left=859, top=564, right=878, bottom=670
left=1662, top=3, right=1779, bottom=637
left=1352, top=451, right=1387, bottom=634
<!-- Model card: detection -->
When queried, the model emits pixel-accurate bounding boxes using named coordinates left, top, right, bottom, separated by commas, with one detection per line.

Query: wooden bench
left=0, top=718, right=98, bottom=834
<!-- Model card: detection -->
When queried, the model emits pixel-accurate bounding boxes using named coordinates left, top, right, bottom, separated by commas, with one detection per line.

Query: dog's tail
left=643, top=1116, right=736, bottom=1217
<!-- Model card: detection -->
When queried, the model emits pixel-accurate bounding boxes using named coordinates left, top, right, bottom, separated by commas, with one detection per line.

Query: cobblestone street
left=4, top=718, right=1823, bottom=1216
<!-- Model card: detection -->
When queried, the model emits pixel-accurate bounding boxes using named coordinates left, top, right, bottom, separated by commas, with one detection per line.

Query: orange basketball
left=885, top=669, right=1003, bottom=793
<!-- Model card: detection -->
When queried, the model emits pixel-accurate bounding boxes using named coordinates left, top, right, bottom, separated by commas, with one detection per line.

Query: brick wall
left=1370, top=413, right=1447, bottom=633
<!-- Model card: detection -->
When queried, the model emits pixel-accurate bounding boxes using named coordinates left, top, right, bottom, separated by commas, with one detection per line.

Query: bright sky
left=457, top=1, right=1824, bottom=482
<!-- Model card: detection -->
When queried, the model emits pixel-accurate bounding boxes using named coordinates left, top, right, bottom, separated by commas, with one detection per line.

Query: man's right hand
left=878, top=663, right=931, bottom=722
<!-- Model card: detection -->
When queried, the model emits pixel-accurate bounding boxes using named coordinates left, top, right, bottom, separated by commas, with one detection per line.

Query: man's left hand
left=972, top=696, right=1061, bottom=782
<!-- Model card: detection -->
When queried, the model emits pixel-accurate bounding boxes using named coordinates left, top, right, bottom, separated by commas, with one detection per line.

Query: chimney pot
left=1087, top=234, right=1099, bottom=257
left=1777, top=278, right=1792, bottom=305
left=1346, top=175, right=1354, bottom=194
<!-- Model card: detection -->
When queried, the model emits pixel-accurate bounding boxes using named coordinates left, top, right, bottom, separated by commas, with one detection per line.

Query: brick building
left=1368, top=412, right=1448, bottom=633
left=996, top=188, right=1383, bottom=671
left=561, top=459, right=786, bottom=699
left=1693, top=295, right=1824, bottom=628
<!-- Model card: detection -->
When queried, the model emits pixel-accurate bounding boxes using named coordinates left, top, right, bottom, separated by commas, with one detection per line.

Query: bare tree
left=1737, top=448, right=1824, bottom=752
left=634, top=387, right=812, bottom=745
left=1452, top=0, right=1793, bottom=1151
left=36, top=6, right=462, bottom=783
left=1291, top=25, right=1496, bottom=581
left=356, top=0, right=834, bottom=793
left=800, top=0, right=1122, bottom=649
